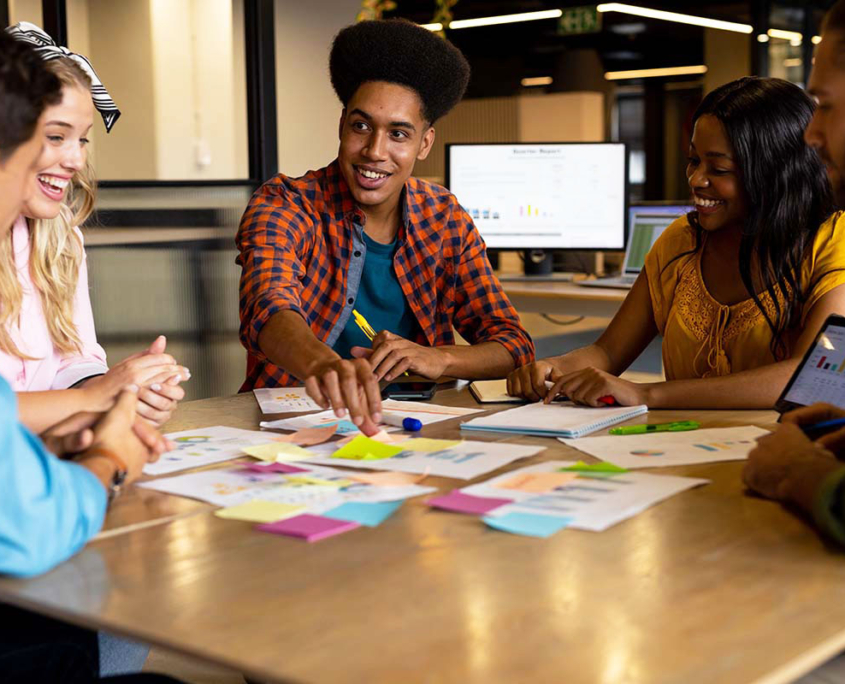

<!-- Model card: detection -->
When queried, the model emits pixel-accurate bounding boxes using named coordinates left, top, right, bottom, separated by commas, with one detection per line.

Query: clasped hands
left=80, top=335, right=190, bottom=426
left=304, top=331, right=447, bottom=435
left=43, top=387, right=174, bottom=486
left=506, top=359, right=651, bottom=406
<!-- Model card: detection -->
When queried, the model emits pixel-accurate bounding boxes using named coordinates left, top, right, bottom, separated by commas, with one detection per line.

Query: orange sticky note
left=349, top=471, right=427, bottom=486
left=494, top=472, right=578, bottom=494
left=273, top=424, right=338, bottom=446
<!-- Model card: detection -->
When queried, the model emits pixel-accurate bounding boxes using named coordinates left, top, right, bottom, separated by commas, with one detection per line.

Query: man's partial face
left=337, top=81, right=435, bottom=215
left=0, top=115, right=44, bottom=237
left=806, top=30, right=845, bottom=205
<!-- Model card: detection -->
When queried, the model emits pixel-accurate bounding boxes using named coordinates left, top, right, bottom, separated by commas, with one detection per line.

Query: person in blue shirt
left=0, top=31, right=180, bottom=683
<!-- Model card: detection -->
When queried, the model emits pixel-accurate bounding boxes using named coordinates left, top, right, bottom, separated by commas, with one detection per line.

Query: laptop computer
left=580, top=204, right=690, bottom=289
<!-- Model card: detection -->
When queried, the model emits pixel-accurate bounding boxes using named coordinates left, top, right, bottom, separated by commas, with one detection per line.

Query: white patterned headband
left=5, top=21, right=120, bottom=133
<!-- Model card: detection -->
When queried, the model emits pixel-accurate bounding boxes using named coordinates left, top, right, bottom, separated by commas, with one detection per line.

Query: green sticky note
left=242, top=442, right=314, bottom=462
left=214, top=500, right=305, bottom=523
left=396, top=438, right=462, bottom=453
left=558, top=460, right=629, bottom=475
left=331, top=435, right=405, bottom=461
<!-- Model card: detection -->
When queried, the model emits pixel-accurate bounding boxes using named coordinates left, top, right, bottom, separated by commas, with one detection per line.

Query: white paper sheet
left=139, top=462, right=436, bottom=512
left=559, top=426, right=770, bottom=469
left=461, top=402, right=648, bottom=438
left=379, top=399, right=484, bottom=425
left=300, top=440, right=544, bottom=480
left=260, top=400, right=483, bottom=435
left=252, top=387, right=322, bottom=414
left=144, top=426, right=281, bottom=476
left=461, top=461, right=709, bottom=531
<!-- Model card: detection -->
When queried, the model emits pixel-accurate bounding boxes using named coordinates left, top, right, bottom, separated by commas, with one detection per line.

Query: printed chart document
left=461, top=402, right=648, bottom=438
left=461, top=461, right=708, bottom=531
left=144, top=426, right=282, bottom=476
left=139, top=462, right=436, bottom=513
left=560, top=426, right=770, bottom=469
left=253, top=387, right=322, bottom=414
left=301, top=440, right=545, bottom=480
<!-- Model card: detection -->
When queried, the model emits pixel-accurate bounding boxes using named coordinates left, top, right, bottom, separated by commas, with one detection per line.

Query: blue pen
left=380, top=415, right=422, bottom=431
left=801, top=417, right=845, bottom=440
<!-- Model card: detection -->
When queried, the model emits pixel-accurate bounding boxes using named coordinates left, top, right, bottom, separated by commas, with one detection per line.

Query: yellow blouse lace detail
left=644, top=213, right=845, bottom=382
left=673, top=256, right=786, bottom=377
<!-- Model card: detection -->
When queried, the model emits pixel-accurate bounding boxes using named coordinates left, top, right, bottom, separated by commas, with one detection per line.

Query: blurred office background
left=1, top=0, right=835, bottom=400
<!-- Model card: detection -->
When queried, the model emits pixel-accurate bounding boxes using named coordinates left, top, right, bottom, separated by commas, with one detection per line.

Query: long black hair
left=685, top=76, right=834, bottom=359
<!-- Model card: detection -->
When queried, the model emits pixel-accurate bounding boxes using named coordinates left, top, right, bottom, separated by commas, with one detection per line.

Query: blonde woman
left=6, top=23, right=189, bottom=432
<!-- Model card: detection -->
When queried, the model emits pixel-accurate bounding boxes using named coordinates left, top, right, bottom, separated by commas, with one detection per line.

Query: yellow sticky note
left=214, top=500, right=305, bottom=523
left=494, top=472, right=578, bottom=494
left=397, top=438, right=462, bottom=453
left=284, top=475, right=352, bottom=488
left=242, top=442, right=313, bottom=462
left=331, top=435, right=405, bottom=461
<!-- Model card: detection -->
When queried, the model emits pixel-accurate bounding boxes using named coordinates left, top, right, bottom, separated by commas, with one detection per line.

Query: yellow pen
left=352, top=309, right=409, bottom=376
left=352, top=309, right=377, bottom=341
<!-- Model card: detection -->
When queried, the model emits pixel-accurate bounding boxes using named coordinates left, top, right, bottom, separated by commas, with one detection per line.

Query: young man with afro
left=237, top=19, right=534, bottom=433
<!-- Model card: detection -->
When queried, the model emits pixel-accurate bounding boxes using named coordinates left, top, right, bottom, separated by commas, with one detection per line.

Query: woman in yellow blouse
left=508, top=76, right=845, bottom=409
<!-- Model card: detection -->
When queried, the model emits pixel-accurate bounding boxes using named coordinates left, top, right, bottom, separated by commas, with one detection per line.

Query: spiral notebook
left=460, top=402, right=648, bottom=439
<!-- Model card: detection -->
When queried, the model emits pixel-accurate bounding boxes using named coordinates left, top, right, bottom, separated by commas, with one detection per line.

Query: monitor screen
left=446, top=142, right=627, bottom=250
left=623, top=205, right=690, bottom=274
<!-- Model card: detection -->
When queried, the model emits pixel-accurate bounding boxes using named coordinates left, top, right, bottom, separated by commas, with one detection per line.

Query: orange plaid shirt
left=236, top=160, right=534, bottom=389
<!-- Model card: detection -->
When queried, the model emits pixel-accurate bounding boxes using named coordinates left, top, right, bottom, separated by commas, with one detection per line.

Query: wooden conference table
left=3, top=390, right=845, bottom=684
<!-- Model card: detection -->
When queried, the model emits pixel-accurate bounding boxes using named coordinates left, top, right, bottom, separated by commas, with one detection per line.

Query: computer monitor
left=445, top=142, right=628, bottom=251
left=622, top=204, right=691, bottom=275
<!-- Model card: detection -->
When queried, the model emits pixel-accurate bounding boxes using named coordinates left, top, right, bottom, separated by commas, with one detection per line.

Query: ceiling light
left=813, top=35, right=822, bottom=44
left=597, top=3, right=752, bottom=34
left=757, top=34, right=770, bottom=43
left=522, top=76, right=553, bottom=87
left=768, top=28, right=803, bottom=43
left=422, top=9, right=563, bottom=32
left=605, top=65, right=708, bottom=80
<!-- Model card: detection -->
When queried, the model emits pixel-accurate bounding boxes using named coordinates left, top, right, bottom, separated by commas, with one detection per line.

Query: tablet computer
left=775, top=314, right=845, bottom=413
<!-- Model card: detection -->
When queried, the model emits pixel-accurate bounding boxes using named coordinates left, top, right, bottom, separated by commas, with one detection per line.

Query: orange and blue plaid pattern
left=236, top=160, right=534, bottom=389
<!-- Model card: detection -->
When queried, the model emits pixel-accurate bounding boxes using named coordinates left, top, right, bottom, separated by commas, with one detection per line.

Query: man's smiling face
left=806, top=30, right=845, bottom=205
left=337, top=80, right=435, bottom=214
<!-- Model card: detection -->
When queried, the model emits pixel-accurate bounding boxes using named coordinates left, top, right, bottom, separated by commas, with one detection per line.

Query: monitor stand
left=523, top=250, right=553, bottom=276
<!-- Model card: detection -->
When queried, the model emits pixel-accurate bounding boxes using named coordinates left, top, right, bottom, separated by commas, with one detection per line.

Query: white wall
left=8, top=0, right=42, bottom=26
left=273, top=0, right=361, bottom=178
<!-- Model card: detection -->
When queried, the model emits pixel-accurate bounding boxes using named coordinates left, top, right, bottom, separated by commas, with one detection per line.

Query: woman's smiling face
left=686, top=114, right=748, bottom=234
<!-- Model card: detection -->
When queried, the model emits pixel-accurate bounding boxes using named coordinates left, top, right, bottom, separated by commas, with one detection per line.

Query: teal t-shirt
left=332, top=232, right=420, bottom=359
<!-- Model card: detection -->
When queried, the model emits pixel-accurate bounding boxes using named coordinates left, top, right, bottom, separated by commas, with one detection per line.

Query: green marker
left=609, top=420, right=700, bottom=435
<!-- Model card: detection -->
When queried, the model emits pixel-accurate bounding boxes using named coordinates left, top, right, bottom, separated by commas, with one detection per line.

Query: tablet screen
left=781, top=319, right=845, bottom=409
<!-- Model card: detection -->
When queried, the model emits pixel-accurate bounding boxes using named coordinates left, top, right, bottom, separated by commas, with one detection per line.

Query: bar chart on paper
left=783, top=324, right=845, bottom=408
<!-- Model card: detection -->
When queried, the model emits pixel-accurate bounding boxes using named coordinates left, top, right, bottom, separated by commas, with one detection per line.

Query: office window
left=64, top=0, right=249, bottom=181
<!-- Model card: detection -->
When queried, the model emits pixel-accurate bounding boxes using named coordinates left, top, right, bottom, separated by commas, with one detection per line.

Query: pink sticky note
left=255, top=514, right=360, bottom=542
left=239, top=462, right=310, bottom=474
left=426, top=491, right=512, bottom=516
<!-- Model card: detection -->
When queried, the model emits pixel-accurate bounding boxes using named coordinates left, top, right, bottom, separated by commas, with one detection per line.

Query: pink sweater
left=0, top=216, right=108, bottom=391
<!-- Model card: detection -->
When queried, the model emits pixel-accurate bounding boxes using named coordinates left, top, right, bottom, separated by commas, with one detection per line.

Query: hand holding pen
left=781, top=402, right=845, bottom=452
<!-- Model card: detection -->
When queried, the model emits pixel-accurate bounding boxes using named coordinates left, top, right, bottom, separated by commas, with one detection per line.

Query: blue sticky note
left=323, top=419, right=362, bottom=434
left=482, top=512, right=572, bottom=538
left=324, top=500, right=403, bottom=527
